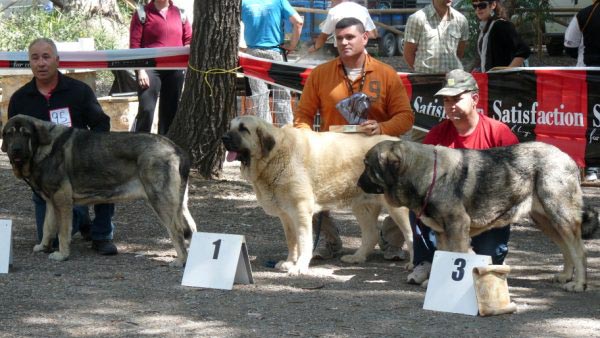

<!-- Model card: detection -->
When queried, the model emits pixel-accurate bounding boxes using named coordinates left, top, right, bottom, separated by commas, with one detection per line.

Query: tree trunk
left=167, top=0, right=240, bottom=179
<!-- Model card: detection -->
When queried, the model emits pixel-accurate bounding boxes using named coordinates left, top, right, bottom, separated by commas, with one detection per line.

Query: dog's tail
left=581, top=203, right=600, bottom=239
left=181, top=183, right=197, bottom=240
left=176, top=146, right=191, bottom=184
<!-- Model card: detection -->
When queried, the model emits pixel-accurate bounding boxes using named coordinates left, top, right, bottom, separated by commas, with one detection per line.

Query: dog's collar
left=416, top=148, right=437, bottom=220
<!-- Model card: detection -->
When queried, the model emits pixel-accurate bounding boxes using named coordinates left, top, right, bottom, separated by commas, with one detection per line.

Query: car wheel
left=397, top=36, right=404, bottom=56
left=378, top=32, right=397, bottom=57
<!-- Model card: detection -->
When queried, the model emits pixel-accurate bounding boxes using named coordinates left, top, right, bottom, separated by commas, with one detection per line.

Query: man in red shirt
left=129, top=0, right=192, bottom=135
left=404, top=69, right=519, bottom=287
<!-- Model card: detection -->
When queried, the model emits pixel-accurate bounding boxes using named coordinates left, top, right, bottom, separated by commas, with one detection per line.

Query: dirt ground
left=1, top=53, right=599, bottom=337
left=0, top=146, right=599, bottom=337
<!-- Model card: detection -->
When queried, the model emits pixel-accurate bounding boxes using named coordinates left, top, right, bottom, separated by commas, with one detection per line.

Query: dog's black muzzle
left=222, top=131, right=243, bottom=152
left=221, top=132, right=234, bottom=150
left=358, top=171, right=384, bottom=194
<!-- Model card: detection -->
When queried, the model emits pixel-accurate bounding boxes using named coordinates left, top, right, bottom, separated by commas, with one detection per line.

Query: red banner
left=237, top=54, right=600, bottom=167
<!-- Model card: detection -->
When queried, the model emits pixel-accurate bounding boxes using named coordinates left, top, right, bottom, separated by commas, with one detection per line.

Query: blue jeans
left=410, top=211, right=510, bottom=265
left=33, top=193, right=115, bottom=243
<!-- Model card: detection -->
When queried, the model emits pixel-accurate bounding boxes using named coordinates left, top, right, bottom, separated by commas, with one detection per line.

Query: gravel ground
left=0, top=140, right=599, bottom=337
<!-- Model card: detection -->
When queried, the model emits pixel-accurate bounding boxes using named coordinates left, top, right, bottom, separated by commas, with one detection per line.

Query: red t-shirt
left=423, top=114, right=519, bottom=149
left=129, top=1, right=192, bottom=48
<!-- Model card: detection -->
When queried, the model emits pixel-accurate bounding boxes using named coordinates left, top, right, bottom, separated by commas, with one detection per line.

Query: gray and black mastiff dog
left=1, top=115, right=197, bottom=266
left=358, top=140, right=599, bottom=292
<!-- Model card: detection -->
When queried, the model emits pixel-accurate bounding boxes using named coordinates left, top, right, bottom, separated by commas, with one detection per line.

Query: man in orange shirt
left=294, top=17, right=414, bottom=259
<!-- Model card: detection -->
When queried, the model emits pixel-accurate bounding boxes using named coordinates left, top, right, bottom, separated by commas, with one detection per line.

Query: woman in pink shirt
left=129, top=0, right=192, bottom=135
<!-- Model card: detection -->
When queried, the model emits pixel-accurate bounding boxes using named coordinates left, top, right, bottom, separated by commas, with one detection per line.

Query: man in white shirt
left=309, top=0, right=378, bottom=53
left=564, top=15, right=586, bottom=67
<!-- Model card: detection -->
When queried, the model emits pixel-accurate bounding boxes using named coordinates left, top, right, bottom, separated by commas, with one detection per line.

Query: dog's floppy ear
left=31, top=118, right=52, bottom=146
left=256, top=127, right=275, bottom=158
left=1, top=123, right=12, bottom=152
left=377, top=141, right=403, bottom=187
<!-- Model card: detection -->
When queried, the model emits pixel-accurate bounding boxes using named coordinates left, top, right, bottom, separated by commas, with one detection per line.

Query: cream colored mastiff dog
left=222, top=115, right=413, bottom=275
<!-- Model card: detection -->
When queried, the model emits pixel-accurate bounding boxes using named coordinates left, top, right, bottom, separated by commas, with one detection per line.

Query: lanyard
left=341, top=61, right=366, bottom=95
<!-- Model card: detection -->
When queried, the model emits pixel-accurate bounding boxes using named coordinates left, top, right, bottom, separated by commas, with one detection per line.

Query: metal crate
left=237, top=88, right=298, bottom=127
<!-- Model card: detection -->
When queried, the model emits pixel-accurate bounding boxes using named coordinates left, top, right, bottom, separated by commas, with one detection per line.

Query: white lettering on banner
left=492, top=100, right=584, bottom=127
left=510, top=125, right=532, bottom=138
left=592, top=104, right=600, bottom=128
left=589, top=128, right=600, bottom=144
left=413, top=96, right=445, bottom=120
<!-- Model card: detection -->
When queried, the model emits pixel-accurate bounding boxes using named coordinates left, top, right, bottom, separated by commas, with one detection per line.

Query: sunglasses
left=472, top=2, right=489, bottom=10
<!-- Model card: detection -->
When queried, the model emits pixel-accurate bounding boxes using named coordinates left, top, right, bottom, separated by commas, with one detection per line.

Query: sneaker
left=312, top=237, right=343, bottom=260
left=407, top=261, right=432, bottom=285
left=585, top=172, right=598, bottom=182
left=379, top=216, right=407, bottom=261
left=91, top=240, right=118, bottom=255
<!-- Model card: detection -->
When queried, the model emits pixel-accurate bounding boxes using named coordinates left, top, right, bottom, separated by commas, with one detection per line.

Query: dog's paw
left=33, top=244, right=49, bottom=253
left=404, top=262, right=414, bottom=270
left=275, top=260, right=295, bottom=272
left=286, top=265, right=309, bottom=276
left=169, top=259, right=186, bottom=268
left=340, top=254, right=366, bottom=264
left=553, top=273, right=573, bottom=284
left=562, top=281, right=586, bottom=292
left=48, top=251, right=68, bottom=261
left=420, top=279, right=429, bottom=288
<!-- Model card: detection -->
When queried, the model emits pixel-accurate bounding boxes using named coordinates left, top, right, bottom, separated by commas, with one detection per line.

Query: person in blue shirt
left=241, top=0, right=303, bottom=125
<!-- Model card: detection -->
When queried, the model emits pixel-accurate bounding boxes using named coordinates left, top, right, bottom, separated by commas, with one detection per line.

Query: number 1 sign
left=423, top=250, right=491, bottom=316
left=182, top=232, right=254, bottom=290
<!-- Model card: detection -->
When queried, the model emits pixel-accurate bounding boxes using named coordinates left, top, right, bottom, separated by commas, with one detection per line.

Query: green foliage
left=0, top=6, right=119, bottom=51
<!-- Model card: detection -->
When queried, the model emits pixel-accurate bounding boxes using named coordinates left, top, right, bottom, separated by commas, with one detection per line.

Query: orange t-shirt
left=294, top=54, right=415, bottom=136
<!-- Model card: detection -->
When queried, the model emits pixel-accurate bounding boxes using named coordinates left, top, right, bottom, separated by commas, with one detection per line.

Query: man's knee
left=313, top=211, right=340, bottom=242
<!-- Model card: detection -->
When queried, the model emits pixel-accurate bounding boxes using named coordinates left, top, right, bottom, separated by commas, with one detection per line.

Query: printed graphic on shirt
left=367, top=80, right=381, bottom=101
left=49, top=107, right=72, bottom=127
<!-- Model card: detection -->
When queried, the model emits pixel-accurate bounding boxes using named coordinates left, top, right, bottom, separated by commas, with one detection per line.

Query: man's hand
left=281, top=43, right=297, bottom=52
left=309, top=33, right=328, bottom=53
left=361, top=120, right=381, bottom=136
left=137, top=69, right=150, bottom=89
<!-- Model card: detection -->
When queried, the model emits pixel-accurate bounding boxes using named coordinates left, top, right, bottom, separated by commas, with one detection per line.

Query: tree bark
left=167, top=0, right=240, bottom=179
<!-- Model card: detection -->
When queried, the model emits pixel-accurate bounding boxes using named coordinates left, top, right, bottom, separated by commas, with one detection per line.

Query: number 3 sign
left=423, top=250, right=491, bottom=316
left=182, top=232, right=254, bottom=290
